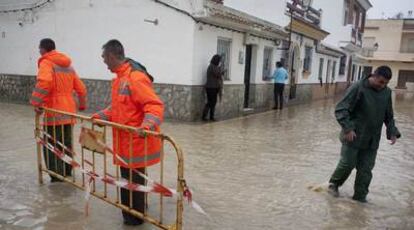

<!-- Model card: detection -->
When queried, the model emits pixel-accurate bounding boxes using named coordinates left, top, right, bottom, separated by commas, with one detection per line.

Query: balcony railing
left=351, top=28, right=363, bottom=47
left=286, top=2, right=321, bottom=27
left=351, top=28, right=356, bottom=44
left=357, top=31, right=362, bottom=47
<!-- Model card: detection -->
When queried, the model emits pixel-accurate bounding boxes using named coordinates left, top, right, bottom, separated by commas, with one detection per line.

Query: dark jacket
left=335, top=77, right=401, bottom=150
left=205, top=64, right=223, bottom=89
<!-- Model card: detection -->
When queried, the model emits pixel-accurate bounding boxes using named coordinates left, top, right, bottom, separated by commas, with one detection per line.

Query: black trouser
left=202, top=88, right=219, bottom=120
left=274, top=83, right=285, bottom=109
left=43, top=124, right=73, bottom=181
left=120, top=167, right=146, bottom=224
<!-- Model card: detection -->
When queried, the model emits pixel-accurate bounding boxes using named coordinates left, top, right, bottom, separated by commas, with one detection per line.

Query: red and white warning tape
left=37, top=128, right=206, bottom=216
left=80, top=128, right=207, bottom=215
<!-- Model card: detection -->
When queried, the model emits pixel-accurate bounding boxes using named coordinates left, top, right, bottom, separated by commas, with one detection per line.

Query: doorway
left=244, top=45, right=253, bottom=108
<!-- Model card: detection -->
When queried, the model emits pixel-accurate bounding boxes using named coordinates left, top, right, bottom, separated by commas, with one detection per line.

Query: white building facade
left=0, top=0, right=373, bottom=120
left=0, top=0, right=287, bottom=120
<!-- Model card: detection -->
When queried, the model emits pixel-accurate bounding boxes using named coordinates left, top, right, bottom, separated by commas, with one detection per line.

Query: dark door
left=346, top=56, right=353, bottom=85
left=362, top=66, right=372, bottom=78
left=351, top=64, right=356, bottom=82
left=289, top=50, right=297, bottom=99
left=244, top=45, right=253, bottom=108
left=325, top=60, right=331, bottom=95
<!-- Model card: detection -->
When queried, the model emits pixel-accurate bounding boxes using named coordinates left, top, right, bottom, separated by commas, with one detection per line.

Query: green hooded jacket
left=335, top=77, right=401, bottom=149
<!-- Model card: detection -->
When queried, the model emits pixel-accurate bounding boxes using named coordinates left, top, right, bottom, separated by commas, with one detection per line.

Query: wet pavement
left=0, top=92, right=413, bottom=230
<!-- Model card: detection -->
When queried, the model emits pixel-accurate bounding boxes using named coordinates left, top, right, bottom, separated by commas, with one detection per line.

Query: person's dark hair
left=102, top=39, right=125, bottom=60
left=39, top=38, right=56, bottom=52
left=276, top=61, right=283, bottom=68
left=374, top=66, right=392, bottom=80
left=210, top=54, right=221, bottom=66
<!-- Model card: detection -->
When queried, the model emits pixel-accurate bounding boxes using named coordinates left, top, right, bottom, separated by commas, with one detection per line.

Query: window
left=343, top=1, right=349, bottom=25
left=332, top=61, right=337, bottom=83
left=217, top=38, right=232, bottom=80
left=339, top=55, right=347, bottom=75
left=262, top=47, right=273, bottom=80
left=407, top=38, right=414, bottom=53
left=353, top=8, right=357, bottom=27
left=400, top=35, right=414, bottom=53
left=357, top=66, right=362, bottom=80
left=359, top=12, right=363, bottom=28
left=318, top=58, right=324, bottom=81
left=363, top=37, right=375, bottom=48
left=326, top=60, right=331, bottom=83
left=303, top=46, right=313, bottom=72
left=351, top=64, right=356, bottom=81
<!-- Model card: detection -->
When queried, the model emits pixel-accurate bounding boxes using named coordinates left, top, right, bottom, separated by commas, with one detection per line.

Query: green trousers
left=43, top=124, right=73, bottom=181
left=329, top=144, right=378, bottom=200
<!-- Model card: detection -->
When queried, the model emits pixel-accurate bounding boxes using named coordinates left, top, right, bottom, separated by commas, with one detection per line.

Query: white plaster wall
left=224, top=0, right=290, bottom=27
left=0, top=0, right=197, bottom=84
left=313, top=0, right=352, bottom=47
left=192, top=23, right=281, bottom=86
left=251, top=39, right=281, bottom=84
left=288, top=34, right=341, bottom=85
left=192, top=23, right=245, bottom=85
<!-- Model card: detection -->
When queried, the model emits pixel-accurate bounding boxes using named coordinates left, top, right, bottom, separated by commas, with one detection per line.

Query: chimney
left=210, top=0, right=224, bottom=4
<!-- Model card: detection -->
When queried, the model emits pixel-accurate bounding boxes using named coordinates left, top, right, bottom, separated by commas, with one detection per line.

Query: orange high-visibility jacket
left=30, top=51, right=87, bottom=126
left=93, top=61, right=164, bottom=169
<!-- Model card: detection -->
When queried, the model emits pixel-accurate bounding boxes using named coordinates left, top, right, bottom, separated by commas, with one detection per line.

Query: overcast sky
left=367, top=0, right=413, bottom=19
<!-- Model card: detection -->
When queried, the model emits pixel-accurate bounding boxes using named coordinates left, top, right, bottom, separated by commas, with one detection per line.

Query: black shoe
left=272, top=106, right=278, bottom=110
left=210, top=118, right=217, bottom=122
left=328, top=183, right=339, bottom=197
left=202, top=117, right=208, bottom=121
left=123, top=220, right=144, bottom=226
left=352, top=196, right=367, bottom=203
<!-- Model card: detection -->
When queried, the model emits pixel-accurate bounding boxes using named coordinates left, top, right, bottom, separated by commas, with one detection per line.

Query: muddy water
left=0, top=92, right=413, bottom=229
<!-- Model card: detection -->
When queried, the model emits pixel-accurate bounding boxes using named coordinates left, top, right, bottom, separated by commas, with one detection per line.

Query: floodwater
left=0, top=92, right=413, bottom=230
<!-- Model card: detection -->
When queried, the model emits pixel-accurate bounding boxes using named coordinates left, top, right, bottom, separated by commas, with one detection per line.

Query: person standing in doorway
left=272, top=61, right=288, bottom=110
left=327, top=66, right=401, bottom=203
left=202, top=54, right=224, bottom=121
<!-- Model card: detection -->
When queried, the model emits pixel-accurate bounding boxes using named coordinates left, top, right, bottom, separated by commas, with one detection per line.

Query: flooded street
left=0, top=92, right=413, bottom=230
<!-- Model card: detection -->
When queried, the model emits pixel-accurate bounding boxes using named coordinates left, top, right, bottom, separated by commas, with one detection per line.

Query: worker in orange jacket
left=92, top=40, right=164, bottom=226
left=31, top=38, right=87, bottom=182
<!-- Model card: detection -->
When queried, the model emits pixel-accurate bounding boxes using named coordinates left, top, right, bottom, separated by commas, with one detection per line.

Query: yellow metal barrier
left=34, top=107, right=185, bottom=230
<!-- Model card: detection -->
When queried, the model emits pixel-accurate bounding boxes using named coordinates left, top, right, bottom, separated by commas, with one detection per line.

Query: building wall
left=224, top=0, right=290, bottom=27
left=193, top=23, right=246, bottom=85
left=0, top=0, right=352, bottom=121
left=287, top=34, right=341, bottom=85
left=192, top=23, right=282, bottom=116
left=364, top=19, right=404, bottom=53
left=363, top=19, right=414, bottom=91
left=192, top=23, right=282, bottom=85
left=0, top=0, right=197, bottom=85
left=313, top=0, right=351, bottom=47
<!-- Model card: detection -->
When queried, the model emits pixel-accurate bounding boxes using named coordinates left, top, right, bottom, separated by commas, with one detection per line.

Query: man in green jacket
left=328, top=66, right=401, bottom=203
